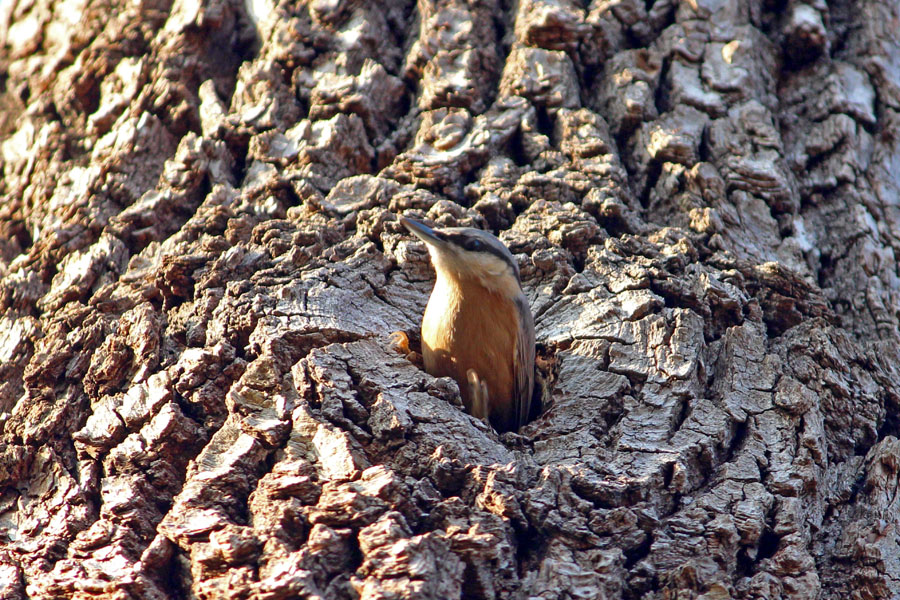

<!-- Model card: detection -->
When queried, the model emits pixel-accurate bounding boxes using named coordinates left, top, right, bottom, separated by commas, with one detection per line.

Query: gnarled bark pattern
left=1, top=0, right=900, bottom=598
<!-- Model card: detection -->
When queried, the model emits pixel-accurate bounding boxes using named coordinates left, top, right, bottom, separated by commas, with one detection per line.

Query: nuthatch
left=400, top=216, right=535, bottom=432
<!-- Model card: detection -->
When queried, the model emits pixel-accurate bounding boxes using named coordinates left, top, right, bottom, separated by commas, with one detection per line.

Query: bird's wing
left=513, top=294, right=536, bottom=430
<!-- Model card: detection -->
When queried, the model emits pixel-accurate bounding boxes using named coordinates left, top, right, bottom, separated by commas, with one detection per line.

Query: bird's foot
left=389, top=331, right=422, bottom=366
left=466, top=369, right=490, bottom=424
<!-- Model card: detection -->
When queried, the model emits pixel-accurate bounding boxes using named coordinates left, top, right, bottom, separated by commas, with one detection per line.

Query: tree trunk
left=2, top=0, right=900, bottom=598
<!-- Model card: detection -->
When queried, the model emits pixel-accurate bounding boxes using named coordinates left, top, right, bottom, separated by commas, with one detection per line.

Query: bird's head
left=400, top=216, right=522, bottom=297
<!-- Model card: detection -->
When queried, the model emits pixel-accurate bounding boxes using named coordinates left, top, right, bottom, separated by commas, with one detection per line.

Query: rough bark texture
left=2, top=0, right=900, bottom=598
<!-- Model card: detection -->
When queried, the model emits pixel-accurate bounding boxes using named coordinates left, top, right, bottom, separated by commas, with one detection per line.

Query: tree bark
left=2, top=0, right=900, bottom=598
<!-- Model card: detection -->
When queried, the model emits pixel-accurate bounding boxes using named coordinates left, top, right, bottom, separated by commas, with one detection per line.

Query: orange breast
left=421, top=275, right=519, bottom=430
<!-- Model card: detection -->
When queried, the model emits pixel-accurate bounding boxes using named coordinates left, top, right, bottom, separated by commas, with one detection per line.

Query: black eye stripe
left=442, top=232, right=519, bottom=280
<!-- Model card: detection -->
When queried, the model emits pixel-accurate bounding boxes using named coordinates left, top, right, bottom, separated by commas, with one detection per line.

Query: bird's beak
left=400, top=216, right=443, bottom=247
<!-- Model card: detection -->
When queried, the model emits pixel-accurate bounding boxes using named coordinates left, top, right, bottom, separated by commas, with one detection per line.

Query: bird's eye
left=464, top=239, right=483, bottom=252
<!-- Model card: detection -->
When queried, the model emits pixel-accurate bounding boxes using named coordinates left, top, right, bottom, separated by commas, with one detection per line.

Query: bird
left=399, top=216, right=535, bottom=432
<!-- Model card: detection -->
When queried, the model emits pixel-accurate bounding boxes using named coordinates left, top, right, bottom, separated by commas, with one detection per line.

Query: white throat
left=430, top=247, right=522, bottom=300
